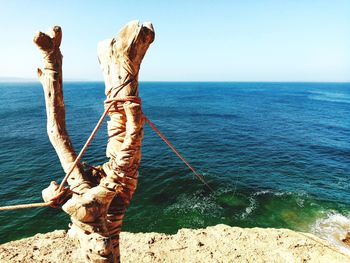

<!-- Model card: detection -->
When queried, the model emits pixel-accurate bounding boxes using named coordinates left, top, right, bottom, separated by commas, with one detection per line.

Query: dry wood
left=35, top=21, right=154, bottom=263
left=34, top=26, right=91, bottom=200
left=98, top=21, right=154, bottom=262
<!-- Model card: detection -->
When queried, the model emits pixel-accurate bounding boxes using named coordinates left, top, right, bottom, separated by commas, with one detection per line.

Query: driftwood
left=35, top=21, right=155, bottom=262
left=34, top=26, right=91, bottom=196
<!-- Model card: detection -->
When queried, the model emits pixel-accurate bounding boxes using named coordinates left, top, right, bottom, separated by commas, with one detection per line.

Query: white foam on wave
left=311, top=212, right=350, bottom=255
left=235, top=189, right=309, bottom=219
left=164, top=190, right=223, bottom=217
left=253, top=190, right=272, bottom=196
left=309, top=90, right=350, bottom=98
left=240, top=196, right=257, bottom=219
left=308, top=91, right=350, bottom=104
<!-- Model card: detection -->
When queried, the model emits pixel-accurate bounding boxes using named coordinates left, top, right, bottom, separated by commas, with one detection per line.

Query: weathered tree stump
left=35, top=21, right=154, bottom=263
left=98, top=20, right=155, bottom=262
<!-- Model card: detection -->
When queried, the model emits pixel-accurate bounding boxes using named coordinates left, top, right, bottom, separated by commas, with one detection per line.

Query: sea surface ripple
left=0, top=82, right=349, bottom=251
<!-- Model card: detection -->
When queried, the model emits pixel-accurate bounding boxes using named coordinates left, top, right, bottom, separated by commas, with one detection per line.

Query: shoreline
left=1, top=224, right=350, bottom=262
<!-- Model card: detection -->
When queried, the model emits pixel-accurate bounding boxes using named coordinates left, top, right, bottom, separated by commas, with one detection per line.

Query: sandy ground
left=0, top=224, right=349, bottom=263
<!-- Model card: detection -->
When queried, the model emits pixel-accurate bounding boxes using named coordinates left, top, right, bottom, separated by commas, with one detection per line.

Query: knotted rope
left=0, top=91, right=213, bottom=211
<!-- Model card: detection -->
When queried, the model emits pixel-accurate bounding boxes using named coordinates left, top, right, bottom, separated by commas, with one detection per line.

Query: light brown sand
left=1, top=224, right=349, bottom=263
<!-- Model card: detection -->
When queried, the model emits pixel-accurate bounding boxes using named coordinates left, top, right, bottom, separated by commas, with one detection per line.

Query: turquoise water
left=0, top=82, right=349, bottom=250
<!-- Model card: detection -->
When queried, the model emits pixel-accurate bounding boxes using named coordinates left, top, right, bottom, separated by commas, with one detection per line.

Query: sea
left=0, top=82, right=349, bottom=252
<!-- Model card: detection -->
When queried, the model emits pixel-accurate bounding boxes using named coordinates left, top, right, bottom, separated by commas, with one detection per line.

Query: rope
left=0, top=202, right=52, bottom=211
left=0, top=94, right=213, bottom=211
left=144, top=116, right=214, bottom=192
left=0, top=114, right=213, bottom=210
left=57, top=104, right=112, bottom=193
left=54, top=79, right=137, bottom=195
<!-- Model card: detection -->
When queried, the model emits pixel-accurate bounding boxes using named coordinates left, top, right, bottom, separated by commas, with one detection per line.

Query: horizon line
left=0, top=78, right=349, bottom=84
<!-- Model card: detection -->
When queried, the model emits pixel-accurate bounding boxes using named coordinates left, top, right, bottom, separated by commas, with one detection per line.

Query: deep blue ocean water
left=0, top=82, right=349, bottom=251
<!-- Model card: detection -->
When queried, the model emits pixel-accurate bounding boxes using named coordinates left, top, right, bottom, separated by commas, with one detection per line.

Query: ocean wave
left=239, top=196, right=257, bottom=219
left=163, top=188, right=314, bottom=224
left=308, top=91, right=350, bottom=104
left=311, top=212, right=350, bottom=255
left=164, top=191, right=223, bottom=218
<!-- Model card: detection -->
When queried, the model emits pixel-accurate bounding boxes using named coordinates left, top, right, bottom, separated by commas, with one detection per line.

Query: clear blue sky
left=0, top=1, right=349, bottom=82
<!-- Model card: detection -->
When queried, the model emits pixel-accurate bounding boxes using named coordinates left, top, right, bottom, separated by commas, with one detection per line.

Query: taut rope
left=0, top=99, right=213, bottom=211
left=144, top=116, right=214, bottom=192
left=0, top=202, right=53, bottom=211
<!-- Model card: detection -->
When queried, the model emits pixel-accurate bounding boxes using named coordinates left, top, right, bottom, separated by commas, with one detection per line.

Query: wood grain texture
left=35, top=21, right=154, bottom=263
left=34, top=26, right=90, bottom=195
